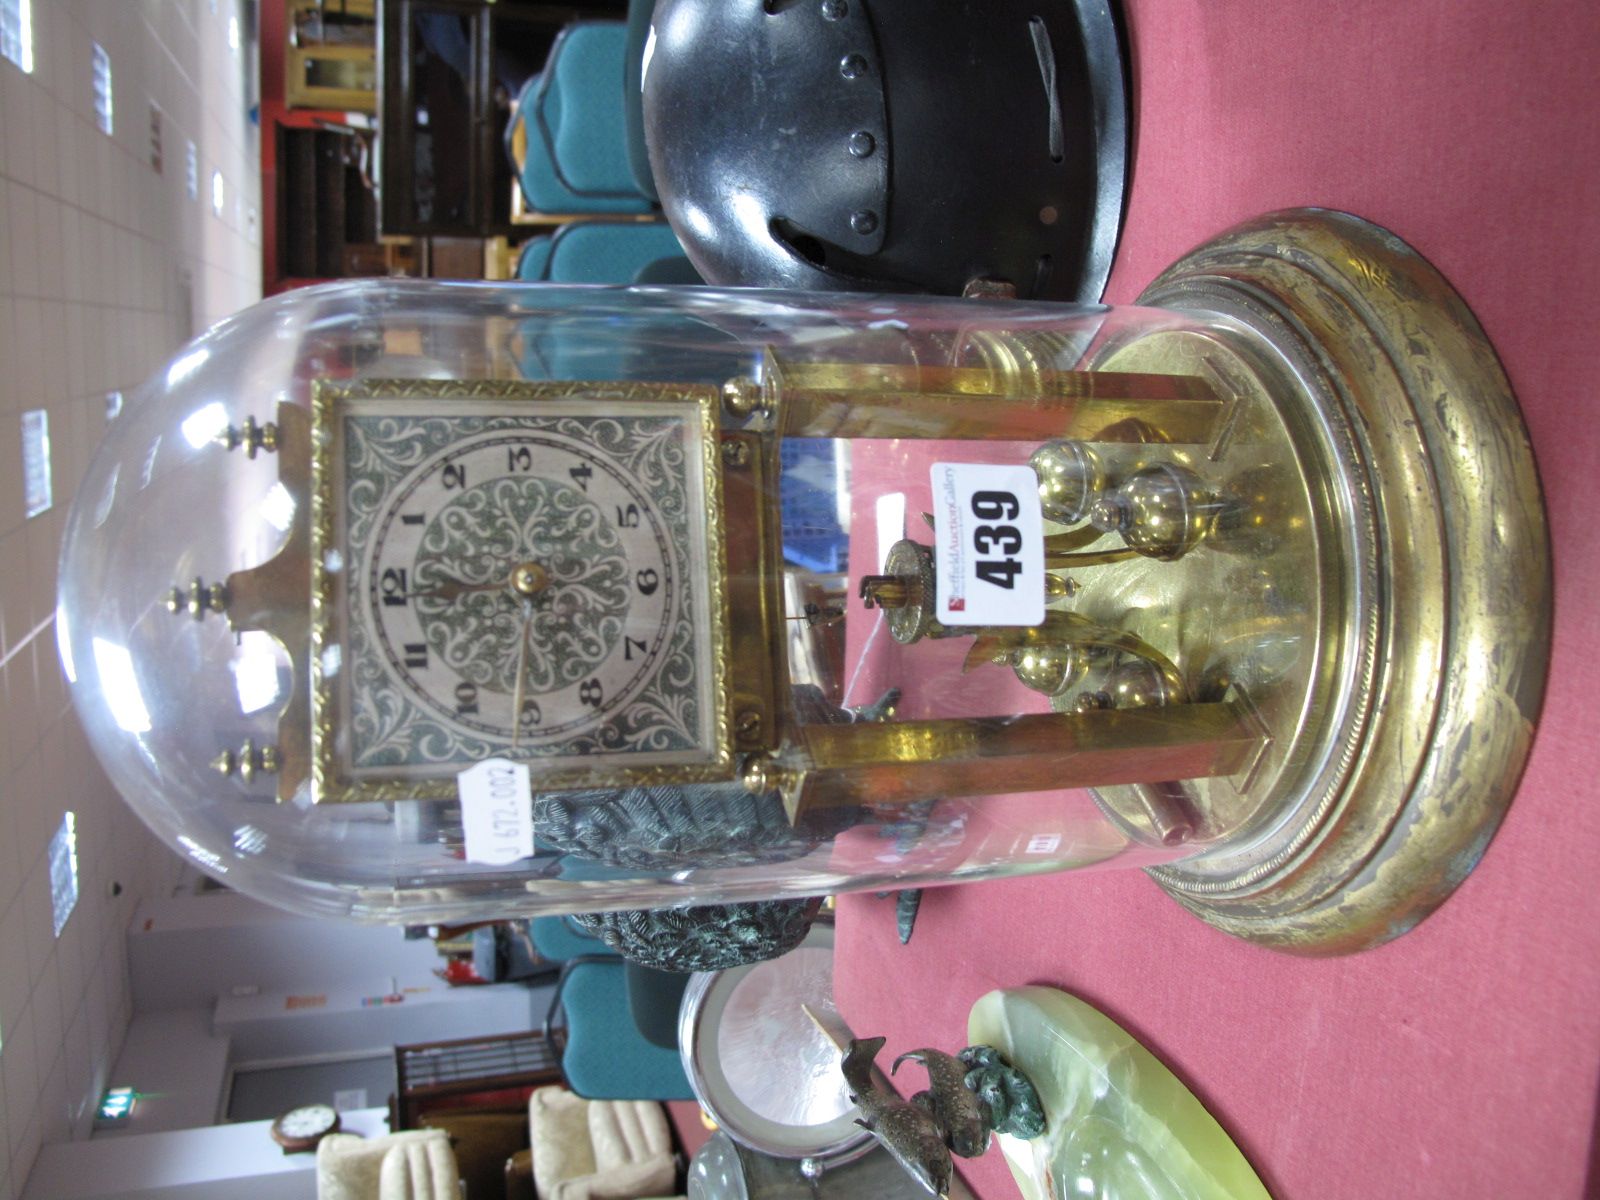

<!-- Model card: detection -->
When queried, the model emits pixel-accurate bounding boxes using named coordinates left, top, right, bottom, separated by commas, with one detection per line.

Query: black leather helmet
left=642, top=0, right=1128, bottom=300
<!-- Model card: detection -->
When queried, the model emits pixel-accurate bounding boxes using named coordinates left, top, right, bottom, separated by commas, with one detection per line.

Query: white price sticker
left=930, top=462, right=1045, bottom=627
left=458, top=759, right=534, bottom=866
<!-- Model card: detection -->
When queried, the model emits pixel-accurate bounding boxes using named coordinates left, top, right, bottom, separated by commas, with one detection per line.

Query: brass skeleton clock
left=58, top=211, right=1549, bottom=954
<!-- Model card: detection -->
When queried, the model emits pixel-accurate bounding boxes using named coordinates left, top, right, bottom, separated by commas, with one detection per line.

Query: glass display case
left=56, top=212, right=1549, bottom=951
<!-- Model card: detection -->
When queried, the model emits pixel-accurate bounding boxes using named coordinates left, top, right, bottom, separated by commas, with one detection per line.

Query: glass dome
left=58, top=280, right=1339, bottom=925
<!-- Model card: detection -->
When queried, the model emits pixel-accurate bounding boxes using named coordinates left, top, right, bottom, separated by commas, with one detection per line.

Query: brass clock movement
left=58, top=210, right=1549, bottom=953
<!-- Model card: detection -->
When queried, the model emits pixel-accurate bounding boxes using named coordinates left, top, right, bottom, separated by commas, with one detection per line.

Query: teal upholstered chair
left=514, top=234, right=555, bottom=281
left=511, top=22, right=654, bottom=215
left=544, top=222, right=691, bottom=283
left=515, top=222, right=693, bottom=285
left=532, top=916, right=694, bottom=1101
left=621, top=0, right=659, bottom=201
left=509, top=224, right=700, bottom=382
left=530, top=914, right=617, bottom=963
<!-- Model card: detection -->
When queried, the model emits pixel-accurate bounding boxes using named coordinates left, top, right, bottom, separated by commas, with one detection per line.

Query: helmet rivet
left=848, top=131, right=875, bottom=158
left=850, top=209, right=879, bottom=236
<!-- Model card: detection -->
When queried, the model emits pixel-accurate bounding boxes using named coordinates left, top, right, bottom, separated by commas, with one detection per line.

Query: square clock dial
left=310, top=379, right=728, bottom=802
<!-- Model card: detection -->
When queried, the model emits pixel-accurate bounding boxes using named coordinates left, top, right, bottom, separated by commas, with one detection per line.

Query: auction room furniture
left=514, top=221, right=691, bottom=284
left=507, top=21, right=655, bottom=215
left=509, top=1085, right=678, bottom=1200
left=536, top=918, right=695, bottom=1101
left=393, top=1030, right=564, bottom=1132
left=378, top=0, right=602, bottom=237
left=317, top=1129, right=460, bottom=1200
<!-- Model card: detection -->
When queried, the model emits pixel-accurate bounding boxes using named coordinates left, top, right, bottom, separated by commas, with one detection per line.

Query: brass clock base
left=1107, top=209, right=1551, bottom=954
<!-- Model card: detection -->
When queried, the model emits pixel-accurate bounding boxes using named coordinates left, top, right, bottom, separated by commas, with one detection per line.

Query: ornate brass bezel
left=307, top=377, right=733, bottom=804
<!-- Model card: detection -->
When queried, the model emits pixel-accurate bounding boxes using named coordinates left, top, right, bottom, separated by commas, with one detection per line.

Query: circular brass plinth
left=1127, top=209, right=1550, bottom=953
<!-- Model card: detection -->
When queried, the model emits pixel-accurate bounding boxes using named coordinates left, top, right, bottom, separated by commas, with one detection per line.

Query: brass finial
left=166, top=577, right=229, bottom=621
left=1030, top=440, right=1105, bottom=526
left=214, top=415, right=280, bottom=458
left=721, top=377, right=768, bottom=422
left=1009, top=645, right=1088, bottom=698
left=1091, top=464, right=1217, bottom=562
left=1105, top=659, right=1173, bottom=710
left=740, top=755, right=772, bottom=795
left=213, top=738, right=280, bottom=783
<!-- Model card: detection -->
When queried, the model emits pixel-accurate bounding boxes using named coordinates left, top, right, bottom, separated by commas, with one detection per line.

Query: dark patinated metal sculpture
left=535, top=685, right=874, bottom=873
left=896, top=888, right=923, bottom=944
left=842, top=1035, right=1045, bottom=1196
left=842, top=1037, right=954, bottom=1200
left=535, top=784, right=831, bottom=871
left=953, top=1045, right=1046, bottom=1140
left=532, top=779, right=834, bottom=972
left=534, top=685, right=911, bottom=972
left=571, top=897, right=823, bottom=973
left=893, top=1048, right=992, bottom=1158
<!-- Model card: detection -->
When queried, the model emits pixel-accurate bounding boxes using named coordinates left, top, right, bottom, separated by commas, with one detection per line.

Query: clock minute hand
left=510, top=600, right=533, bottom=750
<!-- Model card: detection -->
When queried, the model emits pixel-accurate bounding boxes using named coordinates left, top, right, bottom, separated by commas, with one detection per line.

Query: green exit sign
left=97, top=1087, right=138, bottom=1122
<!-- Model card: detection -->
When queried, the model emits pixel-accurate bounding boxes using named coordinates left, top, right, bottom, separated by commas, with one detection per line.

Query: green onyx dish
left=967, top=987, right=1269, bottom=1200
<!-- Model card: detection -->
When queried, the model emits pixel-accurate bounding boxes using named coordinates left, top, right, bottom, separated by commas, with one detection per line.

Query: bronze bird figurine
left=894, top=1046, right=992, bottom=1158
left=842, top=1037, right=954, bottom=1199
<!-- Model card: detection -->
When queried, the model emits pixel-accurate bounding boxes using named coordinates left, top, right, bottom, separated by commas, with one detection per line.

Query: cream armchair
left=509, top=1085, right=678, bottom=1200
left=317, top=1129, right=461, bottom=1200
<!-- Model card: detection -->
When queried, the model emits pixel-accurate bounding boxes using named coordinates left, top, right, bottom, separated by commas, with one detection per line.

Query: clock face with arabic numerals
left=310, top=380, right=728, bottom=802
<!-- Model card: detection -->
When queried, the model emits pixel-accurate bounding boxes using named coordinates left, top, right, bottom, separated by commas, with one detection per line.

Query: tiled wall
left=0, top=2, right=262, bottom=1195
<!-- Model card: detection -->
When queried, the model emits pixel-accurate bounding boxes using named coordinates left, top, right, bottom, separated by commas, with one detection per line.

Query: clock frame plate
left=307, top=377, right=733, bottom=803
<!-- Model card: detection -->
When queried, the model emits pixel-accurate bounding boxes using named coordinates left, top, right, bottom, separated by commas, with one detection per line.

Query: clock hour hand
left=396, top=576, right=509, bottom=603
left=401, top=562, right=551, bottom=604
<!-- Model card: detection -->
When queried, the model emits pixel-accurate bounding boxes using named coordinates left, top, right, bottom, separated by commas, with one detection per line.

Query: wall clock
left=270, top=1102, right=340, bottom=1154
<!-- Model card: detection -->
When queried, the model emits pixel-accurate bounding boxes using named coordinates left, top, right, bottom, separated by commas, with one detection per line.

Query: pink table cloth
left=832, top=2, right=1600, bottom=1196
